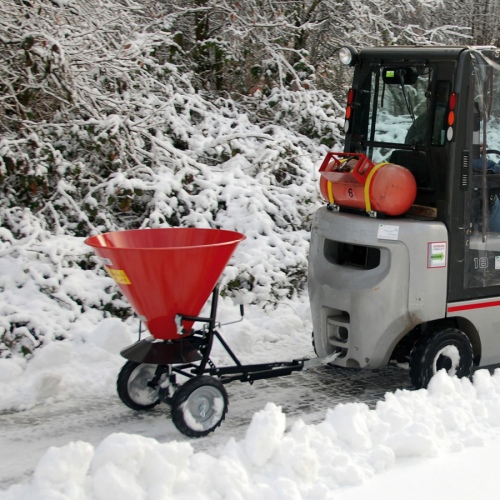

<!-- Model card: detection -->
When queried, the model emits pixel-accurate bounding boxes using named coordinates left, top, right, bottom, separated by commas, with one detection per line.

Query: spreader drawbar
left=173, top=286, right=307, bottom=383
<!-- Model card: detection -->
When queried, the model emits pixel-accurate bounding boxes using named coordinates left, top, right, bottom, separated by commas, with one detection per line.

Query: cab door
left=462, top=50, right=500, bottom=295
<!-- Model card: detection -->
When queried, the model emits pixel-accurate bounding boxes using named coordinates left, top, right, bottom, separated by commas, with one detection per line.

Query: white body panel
left=308, top=208, right=448, bottom=368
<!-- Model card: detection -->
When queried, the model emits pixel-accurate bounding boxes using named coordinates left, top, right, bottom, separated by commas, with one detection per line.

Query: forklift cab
left=308, top=46, right=500, bottom=388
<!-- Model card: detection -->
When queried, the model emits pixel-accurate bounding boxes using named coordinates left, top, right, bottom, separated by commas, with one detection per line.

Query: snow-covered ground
left=2, top=289, right=500, bottom=499
left=4, top=2, right=500, bottom=497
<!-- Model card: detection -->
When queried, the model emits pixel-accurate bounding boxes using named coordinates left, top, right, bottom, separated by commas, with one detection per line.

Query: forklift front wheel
left=171, top=376, right=228, bottom=438
left=409, top=328, right=473, bottom=389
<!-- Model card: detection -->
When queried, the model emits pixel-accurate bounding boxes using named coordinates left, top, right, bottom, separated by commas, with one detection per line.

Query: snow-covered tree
left=0, top=0, right=479, bottom=357
left=0, top=0, right=341, bottom=356
left=453, top=0, right=500, bottom=46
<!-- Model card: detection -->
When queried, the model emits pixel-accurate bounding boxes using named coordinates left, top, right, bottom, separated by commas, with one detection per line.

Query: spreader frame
left=120, top=286, right=306, bottom=386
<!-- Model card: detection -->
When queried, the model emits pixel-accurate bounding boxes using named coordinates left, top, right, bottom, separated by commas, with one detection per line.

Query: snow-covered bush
left=0, top=0, right=472, bottom=358
left=0, top=0, right=342, bottom=357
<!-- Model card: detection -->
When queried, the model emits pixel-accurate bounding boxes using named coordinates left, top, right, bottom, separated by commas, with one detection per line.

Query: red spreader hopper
left=85, top=228, right=246, bottom=340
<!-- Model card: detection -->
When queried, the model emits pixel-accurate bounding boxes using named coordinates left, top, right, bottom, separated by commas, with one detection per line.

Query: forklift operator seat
left=389, top=150, right=431, bottom=189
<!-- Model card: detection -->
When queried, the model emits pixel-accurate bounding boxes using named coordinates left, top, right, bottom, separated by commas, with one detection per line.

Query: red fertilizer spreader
left=86, top=228, right=310, bottom=437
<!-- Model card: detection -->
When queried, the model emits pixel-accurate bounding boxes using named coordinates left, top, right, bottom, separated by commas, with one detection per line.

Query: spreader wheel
left=409, top=328, right=473, bottom=389
left=117, top=361, right=161, bottom=411
left=171, top=376, right=228, bottom=438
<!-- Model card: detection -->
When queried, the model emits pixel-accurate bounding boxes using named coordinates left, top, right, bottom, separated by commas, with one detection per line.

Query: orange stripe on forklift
left=448, top=300, right=500, bottom=313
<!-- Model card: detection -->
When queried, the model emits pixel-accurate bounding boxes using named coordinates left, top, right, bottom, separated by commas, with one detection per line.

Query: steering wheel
left=486, top=149, right=500, bottom=158
left=485, top=149, right=500, bottom=168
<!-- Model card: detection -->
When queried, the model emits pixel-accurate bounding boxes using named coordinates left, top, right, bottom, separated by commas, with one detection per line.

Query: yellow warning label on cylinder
left=105, top=267, right=131, bottom=285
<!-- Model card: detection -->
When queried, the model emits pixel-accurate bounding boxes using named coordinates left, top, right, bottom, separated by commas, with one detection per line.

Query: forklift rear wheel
left=171, top=376, right=228, bottom=438
left=409, top=328, right=473, bottom=389
left=117, top=361, right=161, bottom=411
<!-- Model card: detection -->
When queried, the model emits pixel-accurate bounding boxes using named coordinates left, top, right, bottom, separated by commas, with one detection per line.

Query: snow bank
left=0, top=295, right=312, bottom=413
left=4, top=369, right=500, bottom=499
left=0, top=318, right=132, bottom=411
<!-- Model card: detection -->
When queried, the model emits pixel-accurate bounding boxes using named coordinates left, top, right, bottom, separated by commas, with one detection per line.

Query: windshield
left=352, top=65, right=448, bottom=163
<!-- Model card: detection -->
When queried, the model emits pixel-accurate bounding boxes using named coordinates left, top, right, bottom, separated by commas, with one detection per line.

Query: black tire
left=409, top=328, right=473, bottom=389
left=117, top=361, right=161, bottom=411
left=171, top=376, right=228, bottom=438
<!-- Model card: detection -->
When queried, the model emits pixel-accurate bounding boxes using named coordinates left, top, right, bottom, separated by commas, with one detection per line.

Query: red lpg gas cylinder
left=319, top=153, right=417, bottom=216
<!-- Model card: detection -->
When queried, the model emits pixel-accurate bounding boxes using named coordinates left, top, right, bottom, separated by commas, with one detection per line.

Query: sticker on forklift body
left=105, top=267, right=131, bottom=285
left=427, top=242, right=447, bottom=268
left=377, top=224, right=399, bottom=240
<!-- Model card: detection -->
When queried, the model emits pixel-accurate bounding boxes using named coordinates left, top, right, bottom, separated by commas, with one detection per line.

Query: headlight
left=339, top=46, right=358, bottom=66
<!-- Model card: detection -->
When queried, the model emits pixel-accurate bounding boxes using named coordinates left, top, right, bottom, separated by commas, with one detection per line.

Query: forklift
left=308, top=45, right=500, bottom=388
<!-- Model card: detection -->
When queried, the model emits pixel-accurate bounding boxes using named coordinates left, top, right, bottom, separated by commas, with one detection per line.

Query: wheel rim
left=127, top=364, right=160, bottom=406
left=433, top=345, right=460, bottom=376
left=182, top=385, right=225, bottom=431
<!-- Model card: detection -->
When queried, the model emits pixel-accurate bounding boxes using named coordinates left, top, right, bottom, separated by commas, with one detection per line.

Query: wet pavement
left=0, top=362, right=413, bottom=489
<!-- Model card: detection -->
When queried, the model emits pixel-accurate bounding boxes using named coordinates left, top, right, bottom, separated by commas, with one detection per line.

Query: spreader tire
left=409, top=328, right=473, bottom=389
left=171, top=376, right=228, bottom=438
left=117, top=361, right=161, bottom=411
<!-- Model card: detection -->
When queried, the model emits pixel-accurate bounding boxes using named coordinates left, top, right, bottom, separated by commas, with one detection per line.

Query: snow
left=2, top=0, right=498, bottom=496
left=2, top=285, right=500, bottom=498
left=3, top=113, right=500, bottom=497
